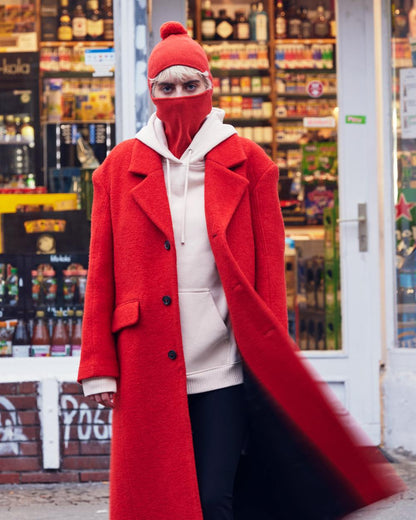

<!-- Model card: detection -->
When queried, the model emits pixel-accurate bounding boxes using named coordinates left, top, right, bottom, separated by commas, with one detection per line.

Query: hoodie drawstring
left=166, top=157, right=172, bottom=201
left=165, top=149, right=192, bottom=246
left=181, top=150, right=192, bottom=245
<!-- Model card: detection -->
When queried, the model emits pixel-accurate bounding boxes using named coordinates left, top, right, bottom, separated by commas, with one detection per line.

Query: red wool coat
left=78, top=135, right=403, bottom=520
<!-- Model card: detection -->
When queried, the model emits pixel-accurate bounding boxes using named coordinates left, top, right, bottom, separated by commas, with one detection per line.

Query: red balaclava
left=148, top=21, right=213, bottom=158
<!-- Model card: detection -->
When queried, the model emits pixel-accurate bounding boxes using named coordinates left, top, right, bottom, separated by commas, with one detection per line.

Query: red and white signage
left=307, top=80, right=324, bottom=98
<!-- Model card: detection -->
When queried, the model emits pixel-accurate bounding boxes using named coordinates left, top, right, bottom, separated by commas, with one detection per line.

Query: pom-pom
left=160, top=21, right=187, bottom=40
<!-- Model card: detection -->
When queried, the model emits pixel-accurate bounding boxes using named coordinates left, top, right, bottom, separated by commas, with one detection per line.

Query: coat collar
left=128, top=136, right=249, bottom=241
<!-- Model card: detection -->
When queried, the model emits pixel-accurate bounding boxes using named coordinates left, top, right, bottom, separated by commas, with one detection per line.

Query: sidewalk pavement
left=0, top=454, right=415, bottom=519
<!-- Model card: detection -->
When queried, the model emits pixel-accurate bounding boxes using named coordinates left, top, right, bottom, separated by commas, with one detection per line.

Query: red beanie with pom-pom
left=148, top=21, right=212, bottom=81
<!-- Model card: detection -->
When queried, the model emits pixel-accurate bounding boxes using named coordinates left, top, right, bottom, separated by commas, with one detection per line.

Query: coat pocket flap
left=111, top=300, right=140, bottom=333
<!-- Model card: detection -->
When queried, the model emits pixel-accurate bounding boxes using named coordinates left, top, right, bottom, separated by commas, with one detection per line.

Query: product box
left=0, top=193, right=78, bottom=253
left=2, top=210, right=89, bottom=255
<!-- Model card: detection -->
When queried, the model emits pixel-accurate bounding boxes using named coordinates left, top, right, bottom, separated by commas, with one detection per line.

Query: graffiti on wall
left=60, top=395, right=112, bottom=448
left=0, top=396, right=29, bottom=455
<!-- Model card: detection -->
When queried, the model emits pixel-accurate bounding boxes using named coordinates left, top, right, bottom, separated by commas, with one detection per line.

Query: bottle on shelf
left=5, top=266, right=19, bottom=306
left=409, top=0, right=416, bottom=38
left=313, top=3, right=330, bottom=38
left=103, top=0, right=114, bottom=41
left=21, top=116, right=35, bottom=142
left=31, top=310, right=51, bottom=357
left=86, top=0, right=104, bottom=41
left=12, top=313, right=31, bottom=357
left=5, top=115, right=16, bottom=137
left=14, top=116, right=22, bottom=138
left=72, top=0, right=88, bottom=41
left=0, top=264, right=6, bottom=304
left=300, top=7, right=313, bottom=39
left=328, top=0, right=336, bottom=38
left=51, top=310, right=71, bottom=357
left=186, top=16, right=194, bottom=39
left=275, top=1, right=287, bottom=39
left=234, top=11, right=250, bottom=41
left=201, top=0, right=216, bottom=41
left=71, top=310, right=83, bottom=356
left=287, top=5, right=302, bottom=39
left=58, top=0, right=73, bottom=42
left=66, top=308, right=75, bottom=341
left=0, top=115, right=5, bottom=139
left=255, top=2, right=269, bottom=43
left=215, top=9, right=234, bottom=41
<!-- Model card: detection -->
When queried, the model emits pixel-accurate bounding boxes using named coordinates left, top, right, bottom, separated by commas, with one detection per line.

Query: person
left=78, top=21, right=403, bottom=520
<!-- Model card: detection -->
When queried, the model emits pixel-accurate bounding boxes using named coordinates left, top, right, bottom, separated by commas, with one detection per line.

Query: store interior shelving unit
left=187, top=0, right=340, bottom=350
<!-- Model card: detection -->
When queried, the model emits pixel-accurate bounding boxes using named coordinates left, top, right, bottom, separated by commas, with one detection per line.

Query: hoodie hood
left=136, top=108, right=237, bottom=245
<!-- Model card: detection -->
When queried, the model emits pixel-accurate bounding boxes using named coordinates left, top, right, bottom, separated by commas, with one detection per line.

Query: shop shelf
left=213, top=92, right=271, bottom=98
left=274, top=38, right=336, bottom=45
left=40, top=41, right=114, bottom=47
left=40, top=71, right=113, bottom=79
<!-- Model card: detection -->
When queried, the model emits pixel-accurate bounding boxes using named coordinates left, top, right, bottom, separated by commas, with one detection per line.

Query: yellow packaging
left=0, top=193, right=77, bottom=253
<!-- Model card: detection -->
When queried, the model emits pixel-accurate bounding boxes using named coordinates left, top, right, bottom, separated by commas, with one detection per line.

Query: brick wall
left=0, top=381, right=111, bottom=484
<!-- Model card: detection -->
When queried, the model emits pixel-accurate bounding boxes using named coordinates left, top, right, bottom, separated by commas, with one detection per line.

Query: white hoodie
left=82, top=108, right=244, bottom=397
left=137, top=108, right=243, bottom=394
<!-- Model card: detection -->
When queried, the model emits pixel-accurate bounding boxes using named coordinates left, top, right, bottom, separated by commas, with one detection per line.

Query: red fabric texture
left=151, top=89, right=213, bottom=158
left=148, top=21, right=212, bottom=81
left=78, top=136, right=404, bottom=519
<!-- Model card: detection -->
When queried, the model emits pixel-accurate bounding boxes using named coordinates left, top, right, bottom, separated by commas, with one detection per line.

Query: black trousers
left=188, top=383, right=248, bottom=520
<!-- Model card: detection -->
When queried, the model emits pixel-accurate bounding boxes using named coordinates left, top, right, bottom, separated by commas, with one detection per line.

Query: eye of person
left=160, top=83, right=174, bottom=94
left=185, top=81, right=199, bottom=91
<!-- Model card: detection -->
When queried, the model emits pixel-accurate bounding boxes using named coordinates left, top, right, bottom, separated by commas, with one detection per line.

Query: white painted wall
left=375, top=0, right=416, bottom=454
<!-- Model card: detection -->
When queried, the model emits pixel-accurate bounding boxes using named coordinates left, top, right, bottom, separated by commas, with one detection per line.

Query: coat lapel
left=127, top=136, right=249, bottom=241
left=128, top=141, right=174, bottom=242
left=205, top=136, right=249, bottom=237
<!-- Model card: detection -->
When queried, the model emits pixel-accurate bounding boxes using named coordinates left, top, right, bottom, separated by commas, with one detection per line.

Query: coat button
left=168, top=350, right=177, bottom=360
left=164, top=240, right=171, bottom=251
left=162, top=295, right=172, bottom=306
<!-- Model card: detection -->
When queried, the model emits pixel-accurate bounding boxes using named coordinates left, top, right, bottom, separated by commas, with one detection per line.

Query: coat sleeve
left=77, top=170, right=119, bottom=383
left=250, top=162, right=289, bottom=332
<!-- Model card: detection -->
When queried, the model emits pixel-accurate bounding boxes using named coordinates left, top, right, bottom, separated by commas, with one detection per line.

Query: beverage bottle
left=31, top=310, right=51, bottom=357
left=300, top=7, right=313, bottom=38
left=393, top=1, right=408, bottom=37
left=86, top=0, right=104, bottom=41
left=66, top=308, right=74, bottom=342
left=6, top=266, right=19, bottom=306
left=215, top=9, right=234, bottom=41
left=314, top=3, right=330, bottom=38
left=249, top=3, right=258, bottom=40
left=58, top=0, right=73, bottom=41
left=5, top=115, right=16, bottom=137
left=72, top=1, right=88, bottom=41
left=234, top=12, right=250, bottom=41
left=255, top=2, right=269, bottom=43
left=0, top=115, right=6, bottom=139
left=21, top=116, right=35, bottom=142
left=103, top=0, right=114, bottom=41
left=201, top=0, right=216, bottom=41
left=51, top=310, right=71, bottom=356
left=409, top=0, right=416, bottom=38
left=275, top=1, right=287, bottom=39
left=288, top=6, right=302, bottom=39
left=77, top=269, right=88, bottom=304
left=12, top=313, right=31, bottom=357
left=328, top=0, right=336, bottom=38
left=71, top=310, right=83, bottom=356
left=0, top=264, right=6, bottom=304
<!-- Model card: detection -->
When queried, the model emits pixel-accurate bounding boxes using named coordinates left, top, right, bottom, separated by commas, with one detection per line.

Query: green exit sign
left=345, top=115, right=366, bottom=124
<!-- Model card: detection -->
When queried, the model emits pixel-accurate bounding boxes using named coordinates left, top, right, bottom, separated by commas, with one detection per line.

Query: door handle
left=337, top=203, right=368, bottom=252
